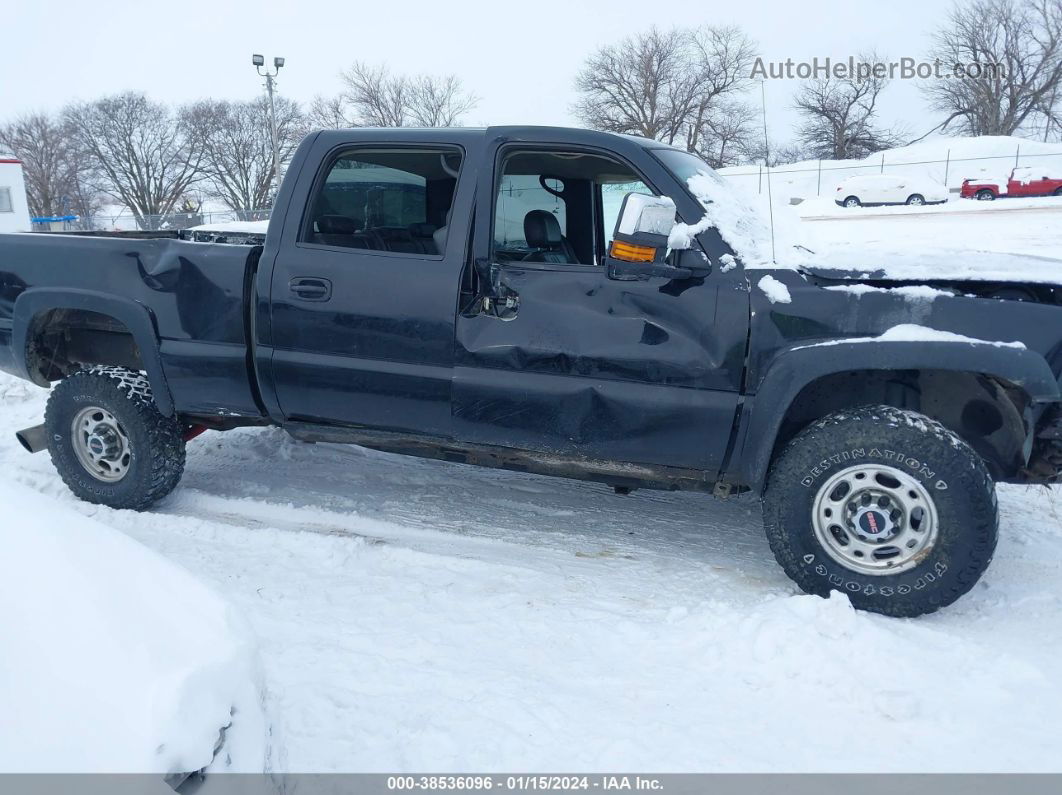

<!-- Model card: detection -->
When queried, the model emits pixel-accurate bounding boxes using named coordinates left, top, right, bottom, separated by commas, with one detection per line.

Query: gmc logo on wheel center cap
left=859, top=511, right=885, bottom=535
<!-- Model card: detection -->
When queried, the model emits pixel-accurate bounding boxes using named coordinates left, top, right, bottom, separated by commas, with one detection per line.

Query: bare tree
left=65, top=92, right=205, bottom=230
left=691, top=99, right=761, bottom=168
left=924, top=0, right=1062, bottom=136
left=1036, top=83, right=1062, bottom=138
left=407, top=74, right=479, bottom=126
left=794, top=57, right=903, bottom=160
left=314, top=62, right=478, bottom=128
left=573, top=25, right=756, bottom=149
left=573, top=27, right=699, bottom=144
left=184, top=96, right=305, bottom=214
left=0, top=111, right=100, bottom=221
left=307, top=94, right=351, bottom=130
left=684, top=26, right=759, bottom=152
left=741, top=140, right=811, bottom=167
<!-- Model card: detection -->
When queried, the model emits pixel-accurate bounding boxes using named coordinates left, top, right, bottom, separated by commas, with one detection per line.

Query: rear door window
left=303, top=148, right=462, bottom=256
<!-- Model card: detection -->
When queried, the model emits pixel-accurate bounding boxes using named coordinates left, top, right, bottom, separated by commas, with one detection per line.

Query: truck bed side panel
left=0, top=234, right=262, bottom=418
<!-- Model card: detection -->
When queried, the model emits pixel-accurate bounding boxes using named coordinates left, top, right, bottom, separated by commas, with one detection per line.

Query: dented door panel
left=453, top=257, right=749, bottom=472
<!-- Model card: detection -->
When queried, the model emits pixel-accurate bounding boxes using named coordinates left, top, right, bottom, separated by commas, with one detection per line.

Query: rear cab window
left=302, top=147, right=463, bottom=256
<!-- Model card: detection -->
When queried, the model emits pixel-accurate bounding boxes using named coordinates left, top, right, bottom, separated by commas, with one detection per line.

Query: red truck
left=961, top=166, right=1062, bottom=200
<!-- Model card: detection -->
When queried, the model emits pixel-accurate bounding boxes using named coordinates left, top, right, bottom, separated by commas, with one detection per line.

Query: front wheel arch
left=732, top=344, right=1059, bottom=492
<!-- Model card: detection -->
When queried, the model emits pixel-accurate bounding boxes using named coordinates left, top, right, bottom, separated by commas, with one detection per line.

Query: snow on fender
left=0, top=481, right=266, bottom=773
left=758, top=275, right=793, bottom=304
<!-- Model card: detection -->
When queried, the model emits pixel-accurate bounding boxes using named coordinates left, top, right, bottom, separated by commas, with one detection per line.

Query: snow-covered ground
left=720, top=134, right=1062, bottom=203
left=5, top=133, right=1062, bottom=773
left=792, top=195, right=1062, bottom=282
left=3, top=369, right=1062, bottom=772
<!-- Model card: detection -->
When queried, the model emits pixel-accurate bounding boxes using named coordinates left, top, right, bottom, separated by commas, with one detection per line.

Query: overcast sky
left=4, top=0, right=973, bottom=146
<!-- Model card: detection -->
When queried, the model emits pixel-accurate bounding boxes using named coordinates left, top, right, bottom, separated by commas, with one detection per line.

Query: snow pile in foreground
left=1, top=369, right=1060, bottom=771
left=0, top=480, right=266, bottom=774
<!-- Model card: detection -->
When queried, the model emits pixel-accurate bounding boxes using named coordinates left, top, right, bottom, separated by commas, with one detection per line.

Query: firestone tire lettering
left=763, top=405, right=998, bottom=618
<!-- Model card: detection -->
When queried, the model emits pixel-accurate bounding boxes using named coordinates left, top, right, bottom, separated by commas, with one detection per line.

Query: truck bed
left=0, top=232, right=262, bottom=420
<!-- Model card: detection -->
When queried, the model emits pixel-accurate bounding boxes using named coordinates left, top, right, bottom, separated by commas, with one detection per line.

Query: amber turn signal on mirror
left=609, top=240, right=657, bottom=263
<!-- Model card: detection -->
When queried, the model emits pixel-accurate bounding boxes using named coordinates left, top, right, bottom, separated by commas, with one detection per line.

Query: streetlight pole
left=252, top=54, right=285, bottom=205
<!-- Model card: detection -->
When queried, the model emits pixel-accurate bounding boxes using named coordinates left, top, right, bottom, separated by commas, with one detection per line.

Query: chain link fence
left=720, top=145, right=1062, bottom=202
left=32, top=207, right=272, bottom=233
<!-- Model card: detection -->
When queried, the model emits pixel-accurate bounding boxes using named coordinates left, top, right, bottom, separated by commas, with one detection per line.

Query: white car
left=834, top=174, right=949, bottom=208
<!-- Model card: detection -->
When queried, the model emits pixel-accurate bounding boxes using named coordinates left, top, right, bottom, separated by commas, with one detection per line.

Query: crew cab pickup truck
left=3, top=126, right=1061, bottom=617
left=960, top=166, right=1062, bottom=200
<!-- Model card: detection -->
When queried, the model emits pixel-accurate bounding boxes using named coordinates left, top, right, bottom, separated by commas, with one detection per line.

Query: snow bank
left=0, top=481, right=265, bottom=773
left=721, top=134, right=1062, bottom=201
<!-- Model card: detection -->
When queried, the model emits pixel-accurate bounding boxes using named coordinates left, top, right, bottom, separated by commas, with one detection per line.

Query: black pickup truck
left=2, top=126, right=1061, bottom=616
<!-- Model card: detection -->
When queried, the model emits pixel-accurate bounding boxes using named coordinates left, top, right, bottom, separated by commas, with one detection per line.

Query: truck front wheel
left=763, top=405, right=997, bottom=617
left=45, top=366, right=186, bottom=511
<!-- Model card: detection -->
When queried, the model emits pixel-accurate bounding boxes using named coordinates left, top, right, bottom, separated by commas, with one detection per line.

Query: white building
left=0, top=156, right=32, bottom=233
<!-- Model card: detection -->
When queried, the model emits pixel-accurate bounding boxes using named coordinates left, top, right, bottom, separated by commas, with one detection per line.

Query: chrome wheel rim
left=71, top=406, right=132, bottom=483
left=909, top=196, right=924, bottom=205
left=811, top=464, right=939, bottom=575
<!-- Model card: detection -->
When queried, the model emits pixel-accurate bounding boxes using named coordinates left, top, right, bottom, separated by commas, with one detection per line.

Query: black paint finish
left=1, top=125, right=1060, bottom=493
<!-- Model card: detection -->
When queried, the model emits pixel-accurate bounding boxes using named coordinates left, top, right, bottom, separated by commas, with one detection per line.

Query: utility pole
left=253, top=54, right=285, bottom=204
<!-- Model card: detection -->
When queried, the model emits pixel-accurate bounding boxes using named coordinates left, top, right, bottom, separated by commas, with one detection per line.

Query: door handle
left=289, top=277, right=332, bottom=301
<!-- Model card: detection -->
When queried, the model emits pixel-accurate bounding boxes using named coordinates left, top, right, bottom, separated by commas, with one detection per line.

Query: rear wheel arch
left=13, top=289, right=175, bottom=416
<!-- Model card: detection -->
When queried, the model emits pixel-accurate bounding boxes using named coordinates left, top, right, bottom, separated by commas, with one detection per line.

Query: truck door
left=263, top=141, right=472, bottom=436
left=452, top=134, right=750, bottom=474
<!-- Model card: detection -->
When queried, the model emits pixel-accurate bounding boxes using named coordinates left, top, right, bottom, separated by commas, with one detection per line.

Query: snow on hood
left=0, top=481, right=266, bottom=773
left=806, top=245, right=1062, bottom=286
left=677, top=170, right=1062, bottom=286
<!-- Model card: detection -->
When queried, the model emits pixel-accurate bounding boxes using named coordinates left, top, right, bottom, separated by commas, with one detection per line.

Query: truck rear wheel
left=45, top=366, right=186, bottom=511
left=763, top=405, right=997, bottom=617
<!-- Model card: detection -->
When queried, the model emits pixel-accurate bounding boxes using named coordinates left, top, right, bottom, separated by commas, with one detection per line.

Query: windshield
left=650, top=147, right=807, bottom=269
left=651, top=148, right=728, bottom=207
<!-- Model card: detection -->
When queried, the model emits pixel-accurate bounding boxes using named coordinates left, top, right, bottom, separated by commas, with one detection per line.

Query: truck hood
left=786, top=245, right=1062, bottom=287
